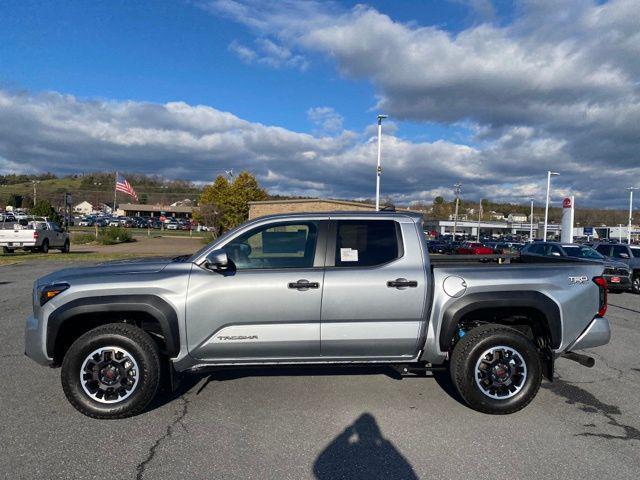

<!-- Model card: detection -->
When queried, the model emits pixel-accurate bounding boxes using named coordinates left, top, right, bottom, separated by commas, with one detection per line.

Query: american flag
left=115, top=173, right=138, bottom=201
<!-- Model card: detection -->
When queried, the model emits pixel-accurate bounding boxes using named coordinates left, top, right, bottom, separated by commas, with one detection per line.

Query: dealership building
left=248, top=198, right=381, bottom=219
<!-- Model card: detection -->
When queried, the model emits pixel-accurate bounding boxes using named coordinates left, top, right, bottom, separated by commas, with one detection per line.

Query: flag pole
left=113, top=171, right=117, bottom=215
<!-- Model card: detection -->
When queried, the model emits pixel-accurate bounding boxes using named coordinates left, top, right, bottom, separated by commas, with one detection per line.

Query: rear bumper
left=568, top=316, right=611, bottom=351
left=604, top=274, right=631, bottom=292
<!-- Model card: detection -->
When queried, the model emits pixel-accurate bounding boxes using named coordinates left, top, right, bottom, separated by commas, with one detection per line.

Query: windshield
left=563, top=245, right=604, bottom=260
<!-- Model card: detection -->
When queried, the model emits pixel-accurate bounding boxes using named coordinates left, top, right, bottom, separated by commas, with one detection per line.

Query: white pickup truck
left=0, top=219, right=70, bottom=254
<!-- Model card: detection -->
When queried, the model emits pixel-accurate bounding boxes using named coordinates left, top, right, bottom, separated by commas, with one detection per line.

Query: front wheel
left=632, top=273, right=640, bottom=295
left=61, top=324, right=161, bottom=419
left=450, top=324, right=542, bottom=414
left=61, top=240, right=70, bottom=253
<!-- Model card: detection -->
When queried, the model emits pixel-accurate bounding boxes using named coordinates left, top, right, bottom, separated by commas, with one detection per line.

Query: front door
left=320, top=219, right=428, bottom=359
left=186, top=220, right=326, bottom=361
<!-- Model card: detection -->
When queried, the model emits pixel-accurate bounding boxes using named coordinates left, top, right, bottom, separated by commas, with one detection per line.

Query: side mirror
left=551, top=252, right=561, bottom=256
left=204, top=249, right=229, bottom=271
left=619, top=253, right=630, bottom=259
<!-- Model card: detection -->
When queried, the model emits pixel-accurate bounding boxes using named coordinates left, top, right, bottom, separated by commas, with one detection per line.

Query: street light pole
left=32, top=180, right=40, bottom=206
left=375, top=114, right=387, bottom=211
left=476, top=198, right=482, bottom=242
left=627, top=187, right=636, bottom=244
left=530, top=198, right=534, bottom=242
left=543, top=171, right=559, bottom=242
left=452, top=182, right=462, bottom=240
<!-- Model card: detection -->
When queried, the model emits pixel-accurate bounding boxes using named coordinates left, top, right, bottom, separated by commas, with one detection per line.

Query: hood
left=603, top=256, right=631, bottom=270
left=36, top=257, right=176, bottom=286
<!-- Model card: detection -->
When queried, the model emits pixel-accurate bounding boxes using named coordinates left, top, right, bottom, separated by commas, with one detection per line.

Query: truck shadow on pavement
left=313, top=413, right=418, bottom=480
left=147, top=365, right=466, bottom=413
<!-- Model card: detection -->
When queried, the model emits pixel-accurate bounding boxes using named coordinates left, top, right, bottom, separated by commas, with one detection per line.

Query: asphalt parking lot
left=1, top=261, right=639, bottom=480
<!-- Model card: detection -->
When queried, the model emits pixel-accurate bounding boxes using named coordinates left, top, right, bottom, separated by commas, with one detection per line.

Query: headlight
left=39, top=283, right=70, bottom=306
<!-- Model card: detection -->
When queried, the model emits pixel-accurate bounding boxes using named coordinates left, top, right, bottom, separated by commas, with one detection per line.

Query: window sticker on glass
left=340, top=248, right=358, bottom=262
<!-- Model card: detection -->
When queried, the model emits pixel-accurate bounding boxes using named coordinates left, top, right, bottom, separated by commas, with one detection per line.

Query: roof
left=243, top=210, right=424, bottom=223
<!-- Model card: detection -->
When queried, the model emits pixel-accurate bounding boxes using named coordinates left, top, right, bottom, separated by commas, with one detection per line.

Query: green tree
left=431, top=196, right=451, bottom=220
left=139, top=192, right=149, bottom=205
left=29, top=199, right=60, bottom=223
left=7, top=194, right=23, bottom=208
left=198, top=171, right=268, bottom=234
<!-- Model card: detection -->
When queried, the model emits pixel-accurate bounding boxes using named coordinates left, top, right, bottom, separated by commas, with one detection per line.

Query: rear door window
left=596, top=245, right=612, bottom=256
left=334, top=220, right=401, bottom=267
left=611, top=245, right=631, bottom=259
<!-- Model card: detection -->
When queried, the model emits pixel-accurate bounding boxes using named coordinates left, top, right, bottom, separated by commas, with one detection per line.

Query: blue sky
left=0, top=1, right=638, bottom=207
left=0, top=0, right=506, bottom=139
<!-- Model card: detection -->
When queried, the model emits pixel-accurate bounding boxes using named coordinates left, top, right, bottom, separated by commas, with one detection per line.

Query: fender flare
left=47, top=295, right=180, bottom=357
left=438, top=291, right=562, bottom=351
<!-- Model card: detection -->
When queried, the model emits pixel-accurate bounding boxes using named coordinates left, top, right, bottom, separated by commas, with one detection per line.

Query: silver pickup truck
left=25, top=212, right=611, bottom=418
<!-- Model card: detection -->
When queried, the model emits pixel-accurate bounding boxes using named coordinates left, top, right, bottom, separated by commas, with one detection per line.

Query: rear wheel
left=2, top=247, right=14, bottom=254
left=61, top=324, right=161, bottom=419
left=450, top=324, right=542, bottom=414
left=40, top=240, right=49, bottom=253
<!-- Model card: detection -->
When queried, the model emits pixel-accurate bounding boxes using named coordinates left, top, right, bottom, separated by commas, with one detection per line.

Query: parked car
left=456, top=242, right=494, bottom=255
left=0, top=212, right=16, bottom=222
left=26, top=211, right=610, bottom=418
left=427, top=240, right=449, bottom=254
left=79, top=216, right=96, bottom=227
left=0, top=219, right=70, bottom=254
left=519, top=242, right=631, bottom=293
left=591, top=242, right=640, bottom=294
left=166, top=221, right=179, bottom=230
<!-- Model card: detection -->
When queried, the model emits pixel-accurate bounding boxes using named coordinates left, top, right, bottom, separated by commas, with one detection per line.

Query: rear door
left=320, top=218, right=428, bottom=359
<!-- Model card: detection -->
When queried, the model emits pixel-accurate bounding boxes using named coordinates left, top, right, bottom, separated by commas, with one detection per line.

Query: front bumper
left=24, top=314, right=53, bottom=366
left=568, top=316, right=611, bottom=351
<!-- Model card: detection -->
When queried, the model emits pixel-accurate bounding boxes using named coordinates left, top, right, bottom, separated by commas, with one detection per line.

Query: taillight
left=593, top=276, right=607, bottom=317
left=33, top=231, right=39, bottom=239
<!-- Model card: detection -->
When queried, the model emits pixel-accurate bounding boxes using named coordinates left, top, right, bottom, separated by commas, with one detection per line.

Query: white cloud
left=307, top=107, right=344, bottom=133
left=2, top=88, right=640, bottom=206
left=197, top=0, right=640, bottom=206
left=228, top=38, right=308, bottom=70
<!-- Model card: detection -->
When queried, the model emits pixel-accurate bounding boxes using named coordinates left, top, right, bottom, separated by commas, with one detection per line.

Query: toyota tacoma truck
left=25, top=212, right=611, bottom=418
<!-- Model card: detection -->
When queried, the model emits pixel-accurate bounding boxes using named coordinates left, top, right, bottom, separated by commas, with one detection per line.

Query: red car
left=456, top=242, right=494, bottom=255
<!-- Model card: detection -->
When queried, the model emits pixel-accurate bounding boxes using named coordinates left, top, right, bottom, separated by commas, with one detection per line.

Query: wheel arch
left=48, top=295, right=180, bottom=364
left=439, top=291, right=562, bottom=352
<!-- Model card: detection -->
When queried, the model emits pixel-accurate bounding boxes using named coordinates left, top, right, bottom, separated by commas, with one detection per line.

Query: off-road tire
left=40, top=240, right=49, bottom=253
left=61, top=324, right=161, bottom=419
left=450, top=324, right=542, bottom=414
left=60, top=240, right=70, bottom=253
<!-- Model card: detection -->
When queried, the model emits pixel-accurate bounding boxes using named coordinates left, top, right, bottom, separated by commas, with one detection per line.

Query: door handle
left=288, top=279, right=320, bottom=290
left=387, top=278, right=418, bottom=288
